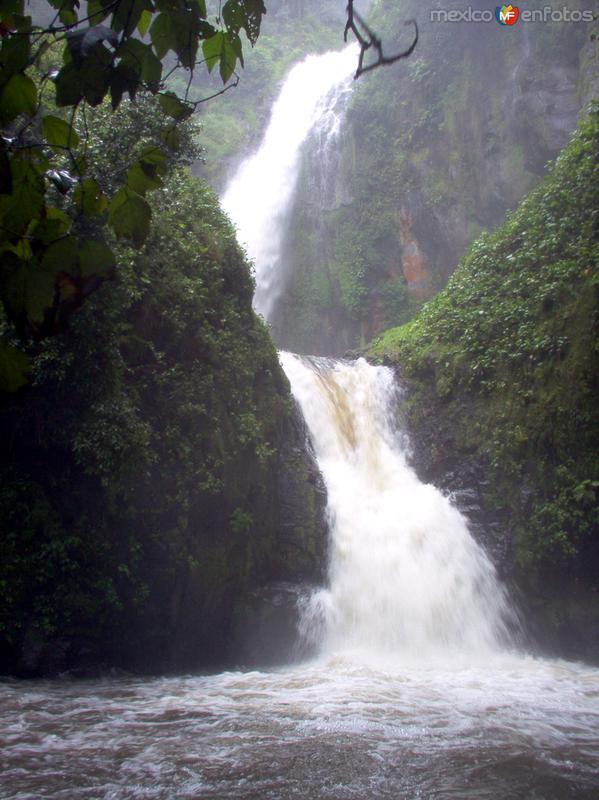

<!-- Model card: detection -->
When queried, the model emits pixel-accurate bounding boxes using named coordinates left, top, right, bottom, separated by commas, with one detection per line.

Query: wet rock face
left=275, top=407, right=329, bottom=583
left=228, top=582, right=319, bottom=667
left=513, top=62, right=581, bottom=175
left=396, top=52, right=586, bottom=300
left=9, top=403, right=329, bottom=679
left=396, top=384, right=512, bottom=578
left=226, top=404, right=328, bottom=669
left=397, top=207, right=434, bottom=300
left=393, top=368, right=599, bottom=666
left=143, top=401, right=328, bottom=675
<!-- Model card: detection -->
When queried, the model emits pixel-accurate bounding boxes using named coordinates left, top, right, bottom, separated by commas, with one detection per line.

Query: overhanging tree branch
left=344, top=0, right=418, bottom=78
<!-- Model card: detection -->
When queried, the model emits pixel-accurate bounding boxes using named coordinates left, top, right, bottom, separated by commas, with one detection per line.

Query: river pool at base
left=2, top=652, right=599, bottom=800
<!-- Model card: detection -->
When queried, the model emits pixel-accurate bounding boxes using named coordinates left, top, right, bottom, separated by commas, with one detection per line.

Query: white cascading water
left=221, top=44, right=358, bottom=319
left=282, top=353, right=514, bottom=660
left=222, top=46, right=516, bottom=662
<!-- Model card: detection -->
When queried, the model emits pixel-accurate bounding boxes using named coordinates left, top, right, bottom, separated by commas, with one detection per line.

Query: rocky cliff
left=271, top=0, right=598, bottom=355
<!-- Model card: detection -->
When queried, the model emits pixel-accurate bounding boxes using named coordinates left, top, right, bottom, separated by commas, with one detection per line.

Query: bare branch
left=345, top=1, right=418, bottom=79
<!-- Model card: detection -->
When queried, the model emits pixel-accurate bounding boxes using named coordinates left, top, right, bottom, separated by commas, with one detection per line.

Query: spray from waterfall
left=221, top=45, right=358, bottom=321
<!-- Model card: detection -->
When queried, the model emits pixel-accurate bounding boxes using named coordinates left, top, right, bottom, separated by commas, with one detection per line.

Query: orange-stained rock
left=397, top=208, right=434, bottom=300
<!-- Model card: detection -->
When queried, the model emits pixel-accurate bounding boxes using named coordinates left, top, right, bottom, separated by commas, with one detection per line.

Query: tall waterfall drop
left=223, top=46, right=516, bottom=662
left=221, top=45, right=358, bottom=319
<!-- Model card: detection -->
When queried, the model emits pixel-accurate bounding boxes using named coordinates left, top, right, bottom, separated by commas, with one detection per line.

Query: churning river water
left=2, top=654, right=599, bottom=799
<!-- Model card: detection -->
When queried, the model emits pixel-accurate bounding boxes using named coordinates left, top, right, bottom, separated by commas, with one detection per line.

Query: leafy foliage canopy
left=0, top=0, right=266, bottom=386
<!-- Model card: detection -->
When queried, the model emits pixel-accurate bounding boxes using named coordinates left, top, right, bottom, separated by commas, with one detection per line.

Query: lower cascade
left=281, top=353, right=515, bottom=660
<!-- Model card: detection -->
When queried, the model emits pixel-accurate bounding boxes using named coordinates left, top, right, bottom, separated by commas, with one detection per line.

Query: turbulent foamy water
left=281, top=353, right=515, bottom=660
left=2, top=656, right=599, bottom=799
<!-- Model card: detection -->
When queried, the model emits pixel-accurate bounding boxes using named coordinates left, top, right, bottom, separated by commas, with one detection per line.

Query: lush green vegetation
left=0, top=96, right=324, bottom=676
left=0, top=0, right=270, bottom=392
left=369, top=106, right=599, bottom=651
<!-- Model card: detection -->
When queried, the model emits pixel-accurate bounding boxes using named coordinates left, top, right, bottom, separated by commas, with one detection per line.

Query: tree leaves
left=137, top=8, right=152, bottom=38
left=65, top=25, right=119, bottom=66
left=41, top=238, right=79, bottom=277
left=54, top=44, right=114, bottom=107
left=74, top=179, right=108, bottom=216
left=0, top=158, right=44, bottom=235
left=109, top=62, right=139, bottom=108
left=126, top=160, right=162, bottom=195
left=160, top=124, right=181, bottom=151
left=202, top=32, right=224, bottom=73
left=117, top=39, right=162, bottom=92
left=87, top=0, right=114, bottom=25
left=42, top=115, right=79, bottom=148
left=0, top=35, right=31, bottom=84
left=0, top=338, right=29, bottom=392
left=150, top=12, right=176, bottom=60
left=0, top=252, right=57, bottom=327
left=0, top=0, right=268, bottom=392
left=79, top=239, right=115, bottom=278
left=0, top=234, right=116, bottom=338
left=220, top=36, right=241, bottom=82
left=150, top=8, right=214, bottom=68
left=112, top=0, right=153, bottom=38
left=158, top=92, right=193, bottom=121
left=222, top=0, right=266, bottom=46
left=29, top=207, right=72, bottom=244
left=0, top=73, right=37, bottom=123
left=47, top=0, right=80, bottom=27
left=202, top=30, right=243, bottom=82
left=109, top=187, right=151, bottom=245
left=120, top=147, right=169, bottom=202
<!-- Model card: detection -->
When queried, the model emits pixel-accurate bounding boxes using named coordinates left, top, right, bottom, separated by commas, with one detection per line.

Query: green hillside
left=370, top=105, right=599, bottom=658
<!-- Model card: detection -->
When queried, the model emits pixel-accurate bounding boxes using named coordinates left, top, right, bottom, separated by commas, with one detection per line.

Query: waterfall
left=222, top=46, right=516, bottom=662
left=221, top=44, right=358, bottom=320
left=282, top=353, right=515, bottom=660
